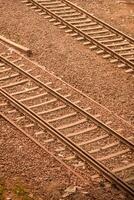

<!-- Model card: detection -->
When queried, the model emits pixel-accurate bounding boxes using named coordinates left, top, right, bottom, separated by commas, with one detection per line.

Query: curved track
left=22, top=0, right=134, bottom=73
left=0, top=47, right=134, bottom=198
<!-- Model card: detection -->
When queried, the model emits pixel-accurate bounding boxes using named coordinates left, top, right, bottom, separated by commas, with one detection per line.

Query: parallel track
left=0, top=48, right=134, bottom=198
left=22, top=0, right=134, bottom=73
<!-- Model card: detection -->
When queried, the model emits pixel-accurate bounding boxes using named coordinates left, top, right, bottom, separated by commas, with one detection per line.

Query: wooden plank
left=0, top=35, right=32, bottom=56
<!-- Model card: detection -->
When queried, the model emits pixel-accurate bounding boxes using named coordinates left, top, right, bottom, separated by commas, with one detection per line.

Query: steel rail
left=0, top=88, right=134, bottom=198
left=0, top=112, right=84, bottom=181
left=0, top=55, right=133, bottom=150
left=27, top=0, right=134, bottom=69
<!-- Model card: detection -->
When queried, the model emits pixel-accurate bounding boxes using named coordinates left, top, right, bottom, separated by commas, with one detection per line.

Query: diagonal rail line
left=0, top=55, right=133, bottom=150
left=0, top=87, right=134, bottom=198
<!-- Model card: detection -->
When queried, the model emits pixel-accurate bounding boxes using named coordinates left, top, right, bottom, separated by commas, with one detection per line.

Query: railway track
left=0, top=46, right=134, bottom=198
left=22, top=0, right=134, bottom=73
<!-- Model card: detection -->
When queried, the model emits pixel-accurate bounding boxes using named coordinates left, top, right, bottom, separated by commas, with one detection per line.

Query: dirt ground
left=0, top=117, right=127, bottom=200
left=0, top=0, right=134, bottom=199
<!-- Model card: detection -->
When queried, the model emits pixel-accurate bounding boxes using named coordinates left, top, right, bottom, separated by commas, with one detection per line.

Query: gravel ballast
left=0, top=1, right=133, bottom=199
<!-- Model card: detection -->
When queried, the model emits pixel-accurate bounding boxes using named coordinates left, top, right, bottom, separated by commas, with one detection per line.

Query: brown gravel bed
left=0, top=0, right=133, bottom=125
left=0, top=1, right=134, bottom=198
